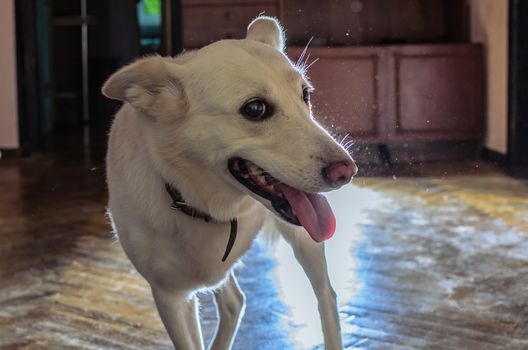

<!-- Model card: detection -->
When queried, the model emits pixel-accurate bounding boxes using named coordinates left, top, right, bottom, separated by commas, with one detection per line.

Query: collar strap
left=165, top=183, right=237, bottom=262
left=165, top=184, right=213, bottom=222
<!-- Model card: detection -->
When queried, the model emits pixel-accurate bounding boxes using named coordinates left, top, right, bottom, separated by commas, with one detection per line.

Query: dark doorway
left=509, top=0, right=528, bottom=165
left=15, top=0, right=181, bottom=164
left=15, top=0, right=47, bottom=153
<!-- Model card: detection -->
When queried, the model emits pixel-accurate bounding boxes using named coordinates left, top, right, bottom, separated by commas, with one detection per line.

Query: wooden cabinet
left=387, top=45, right=483, bottom=142
left=282, top=0, right=455, bottom=47
left=180, top=1, right=484, bottom=147
left=289, top=44, right=483, bottom=144
left=181, top=0, right=278, bottom=48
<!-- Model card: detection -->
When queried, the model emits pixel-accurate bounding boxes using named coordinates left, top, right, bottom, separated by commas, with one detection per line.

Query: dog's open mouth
left=228, top=157, right=336, bottom=242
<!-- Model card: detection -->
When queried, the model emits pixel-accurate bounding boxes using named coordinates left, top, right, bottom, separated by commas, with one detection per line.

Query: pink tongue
left=276, top=184, right=336, bottom=242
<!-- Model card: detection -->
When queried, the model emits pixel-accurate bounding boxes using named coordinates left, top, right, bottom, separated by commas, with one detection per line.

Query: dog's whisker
left=339, top=133, right=351, bottom=146
left=296, top=36, right=314, bottom=66
left=296, top=62, right=308, bottom=75
left=343, top=139, right=355, bottom=147
left=343, top=140, right=356, bottom=151
left=341, top=136, right=353, bottom=145
left=303, top=52, right=311, bottom=69
left=305, top=57, right=320, bottom=71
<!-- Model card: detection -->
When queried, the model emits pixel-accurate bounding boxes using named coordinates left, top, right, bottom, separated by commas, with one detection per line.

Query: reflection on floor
left=1, top=156, right=527, bottom=349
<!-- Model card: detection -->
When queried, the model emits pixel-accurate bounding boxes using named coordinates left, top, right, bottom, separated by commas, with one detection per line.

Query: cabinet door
left=288, top=47, right=384, bottom=142
left=387, top=44, right=484, bottom=142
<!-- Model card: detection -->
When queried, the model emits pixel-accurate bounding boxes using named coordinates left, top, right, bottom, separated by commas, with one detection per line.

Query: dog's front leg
left=278, top=220, right=343, bottom=350
left=209, top=272, right=245, bottom=350
left=151, top=286, right=205, bottom=350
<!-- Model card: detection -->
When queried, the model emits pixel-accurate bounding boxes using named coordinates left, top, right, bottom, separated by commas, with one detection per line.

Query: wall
left=0, top=0, right=19, bottom=149
left=469, top=0, right=509, bottom=154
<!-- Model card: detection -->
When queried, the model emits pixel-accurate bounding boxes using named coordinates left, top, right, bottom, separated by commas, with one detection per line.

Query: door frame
left=508, top=0, right=528, bottom=164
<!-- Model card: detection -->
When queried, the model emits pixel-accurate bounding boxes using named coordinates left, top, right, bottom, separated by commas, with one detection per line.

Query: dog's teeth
left=265, top=175, right=278, bottom=185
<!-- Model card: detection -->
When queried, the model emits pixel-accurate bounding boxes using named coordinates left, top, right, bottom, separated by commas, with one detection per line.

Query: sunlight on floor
left=271, top=184, right=384, bottom=349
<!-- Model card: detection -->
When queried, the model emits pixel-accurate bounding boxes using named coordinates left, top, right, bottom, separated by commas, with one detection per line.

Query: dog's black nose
left=322, top=160, right=358, bottom=188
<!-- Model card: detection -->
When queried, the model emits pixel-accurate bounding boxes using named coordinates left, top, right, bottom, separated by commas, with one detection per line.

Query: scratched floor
left=1, top=153, right=527, bottom=350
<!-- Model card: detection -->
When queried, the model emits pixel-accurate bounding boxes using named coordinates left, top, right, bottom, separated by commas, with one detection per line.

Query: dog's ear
left=102, top=56, right=187, bottom=118
left=246, top=16, right=285, bottom=52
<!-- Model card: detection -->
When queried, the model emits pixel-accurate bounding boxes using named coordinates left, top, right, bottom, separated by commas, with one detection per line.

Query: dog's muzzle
left=227, top=157, right=338, bottom=242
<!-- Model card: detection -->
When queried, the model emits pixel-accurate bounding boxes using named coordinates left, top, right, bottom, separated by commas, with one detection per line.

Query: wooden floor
left=1, top=153, right=528, bottom=349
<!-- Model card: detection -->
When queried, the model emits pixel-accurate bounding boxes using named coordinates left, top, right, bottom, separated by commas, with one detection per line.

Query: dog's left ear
left=102, top=56, right=187, bottom=119
left=246, top=16, right=285, bottom=52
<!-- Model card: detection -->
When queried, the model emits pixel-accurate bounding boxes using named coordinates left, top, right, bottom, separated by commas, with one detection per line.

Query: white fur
left=103, top=16, right=351, bottom=349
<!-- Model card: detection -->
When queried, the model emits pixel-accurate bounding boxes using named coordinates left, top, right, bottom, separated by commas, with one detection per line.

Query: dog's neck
left=157, top=160, right=256, bottom=222
left=164, top=182, right=238, bottom=262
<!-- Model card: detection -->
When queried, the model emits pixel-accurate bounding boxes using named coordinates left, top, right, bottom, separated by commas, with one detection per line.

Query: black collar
left=165, top=184, right=214, bottom=222
left=165, top=183, right=237, bottom=262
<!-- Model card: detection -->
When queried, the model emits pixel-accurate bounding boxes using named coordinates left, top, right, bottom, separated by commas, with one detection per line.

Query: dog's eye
left=241, top=99, right=270, bottom=120
left=302, top=88, right=311, bottom=103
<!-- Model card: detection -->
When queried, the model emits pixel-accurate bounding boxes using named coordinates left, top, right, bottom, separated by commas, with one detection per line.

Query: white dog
left=103, top=16, right=357, bottom=350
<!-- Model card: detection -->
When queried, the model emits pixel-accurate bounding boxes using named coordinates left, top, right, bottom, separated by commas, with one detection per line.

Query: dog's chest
left=147, top=208, right=266, bottom=289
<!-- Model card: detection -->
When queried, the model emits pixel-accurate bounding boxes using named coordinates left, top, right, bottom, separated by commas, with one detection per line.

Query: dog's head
left=102, top=16, right=357, bottom=242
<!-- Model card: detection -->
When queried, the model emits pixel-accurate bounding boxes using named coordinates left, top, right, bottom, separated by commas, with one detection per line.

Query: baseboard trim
left=481, top=147, right=509, bottom=165
left=0, top=148, right=24, bottom=159
left=353, top=141, right=480, bottom=165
